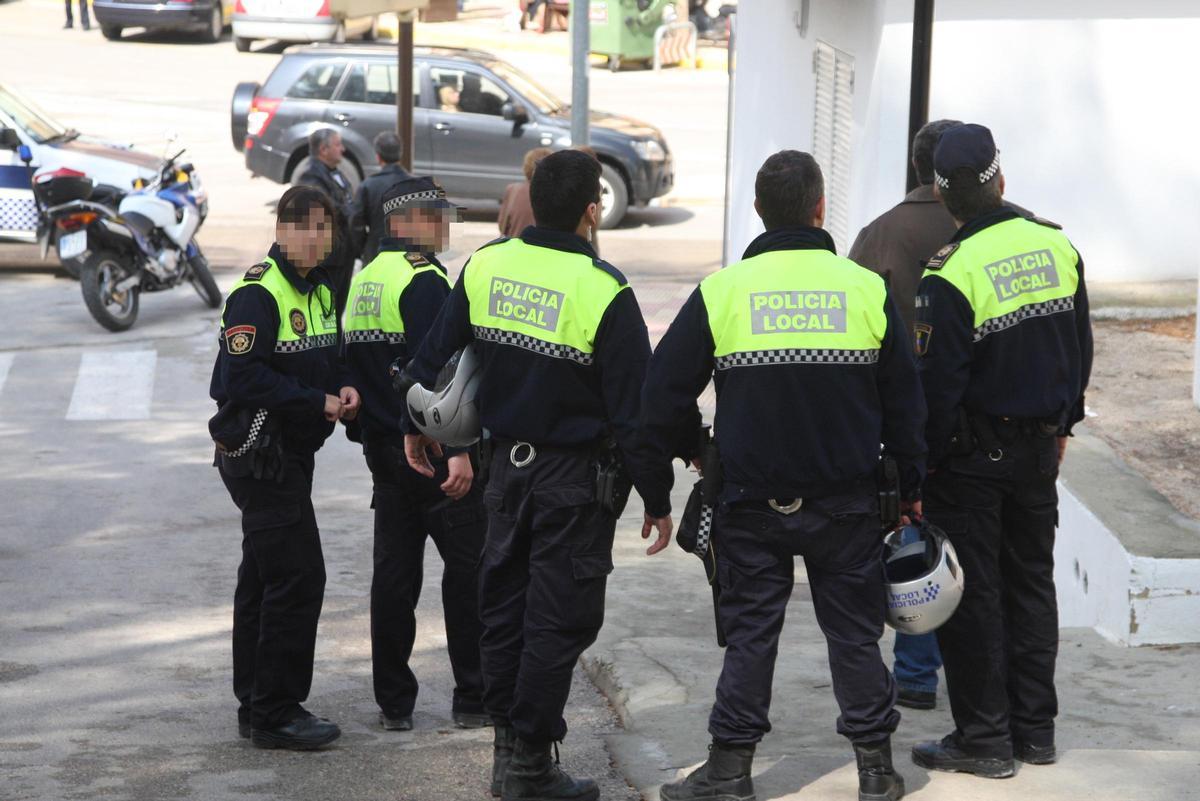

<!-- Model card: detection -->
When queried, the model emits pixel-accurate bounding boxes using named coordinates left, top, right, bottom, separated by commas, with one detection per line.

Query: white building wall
left=729, top=0, right=1200, bottom=283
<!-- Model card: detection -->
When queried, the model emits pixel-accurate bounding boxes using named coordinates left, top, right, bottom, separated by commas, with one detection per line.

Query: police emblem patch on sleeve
left=404, top=252, right=431, bottom=268
left=224, top=325, right=256, bottom=355
left=914, top=322, right=933, bottom=356
left=289, top=309, right=307, bottom=336
left=244, top=262, right=271, bottom=281
left=924, top=243, right=959, bottom=271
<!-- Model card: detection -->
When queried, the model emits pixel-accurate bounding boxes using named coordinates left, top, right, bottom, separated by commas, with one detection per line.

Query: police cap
left=933, top=123, right=1000, bottom=190
left=381, top=176, right=462, bottom=218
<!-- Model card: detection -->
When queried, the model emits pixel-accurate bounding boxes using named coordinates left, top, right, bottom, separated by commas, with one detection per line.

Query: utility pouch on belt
left=209, top=404, right=285, bottom=483
left=674, top=431, right=726, bottom=648
left=594, top=441, right=632, bottom=517
left=946, top=407, right=976, bottom=458
left=877, top=456, right=900, bottom=530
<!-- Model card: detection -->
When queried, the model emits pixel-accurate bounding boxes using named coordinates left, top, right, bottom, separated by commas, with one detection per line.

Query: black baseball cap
left=933, top=123, right=1000, bottom=189
left=381, top=176, right=462, bottom=217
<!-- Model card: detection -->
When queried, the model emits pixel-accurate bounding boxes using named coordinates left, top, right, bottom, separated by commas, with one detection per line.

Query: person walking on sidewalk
left=641, top=150, right=927, bottom=801
left=397, top=149, right=674, bottom=801
left=343, top=177, right=489, bottom=733
left=910, top=124, right=1092, bottom=779
left=64, top=0, right=90, bottom=29
left=848, top=118, right=962, bottom=711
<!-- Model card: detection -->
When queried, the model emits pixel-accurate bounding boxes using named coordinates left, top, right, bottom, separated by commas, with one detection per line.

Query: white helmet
left=405, top=344, right=482, bottom=447
left=883, top=522, right=965, bottom=635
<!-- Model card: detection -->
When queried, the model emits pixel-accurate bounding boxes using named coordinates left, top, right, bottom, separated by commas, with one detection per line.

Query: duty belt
left=492, top=438, right=607, bottom=468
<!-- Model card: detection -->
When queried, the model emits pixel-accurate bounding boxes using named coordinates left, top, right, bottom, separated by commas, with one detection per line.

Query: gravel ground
left=1084, top=316, right=1200, bottom=519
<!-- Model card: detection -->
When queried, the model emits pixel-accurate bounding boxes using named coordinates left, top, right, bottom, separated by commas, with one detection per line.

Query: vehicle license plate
left=58, top=230, right=87, bottom=260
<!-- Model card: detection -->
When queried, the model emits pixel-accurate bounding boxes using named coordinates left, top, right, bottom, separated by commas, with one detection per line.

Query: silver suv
left=231, top=44, right=674, bottom=228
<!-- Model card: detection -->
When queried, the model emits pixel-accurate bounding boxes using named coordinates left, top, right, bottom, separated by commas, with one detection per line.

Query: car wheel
left=597, top=162, right=629, bottom=229
left=202, top=3, right=223, bottom=43
left=234, top=35, right=253, bottom=52
left=100, top=24, right=122, bottom=40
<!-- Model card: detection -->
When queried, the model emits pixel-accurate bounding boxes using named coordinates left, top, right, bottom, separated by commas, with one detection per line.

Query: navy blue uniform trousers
left=222, top=452, right=326, bottom=730
left=709, top=490, right=900, bottom=746
left=364, top=438, right=486, bottom=717
left=925, top=429, right=1060, bottom=756
left=479, top=444, right=616, bottom=743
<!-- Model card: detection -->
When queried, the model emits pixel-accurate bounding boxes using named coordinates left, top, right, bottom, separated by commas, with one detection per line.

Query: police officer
left=211, top=185, right=361, bottom=750
left=351, top=132, right=414, bottom=265
left=342, top=176, right=488, bottom=732
left=641, top=150, right=926, bottom=801
left=399, top=149, right=674, bottom=801
left=910, top=124, right=1092, bottom=778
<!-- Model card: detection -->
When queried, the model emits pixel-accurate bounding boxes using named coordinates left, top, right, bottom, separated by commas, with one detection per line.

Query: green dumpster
left=589, top=0, right=673, bottom=71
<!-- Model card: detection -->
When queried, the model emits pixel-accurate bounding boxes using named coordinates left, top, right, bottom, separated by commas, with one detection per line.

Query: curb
left=580, top=652, right=634, bottom=730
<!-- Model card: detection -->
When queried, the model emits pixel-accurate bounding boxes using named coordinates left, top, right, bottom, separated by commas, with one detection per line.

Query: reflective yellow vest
left=222, top=256, right=338, bottom=352
left=699, top=248, right=889, bottom=368
left=463, top=238, right=628, bottom=365
left=923, top=217, right=1079, bottom=342
left=343, top=250, right=449, bottom=345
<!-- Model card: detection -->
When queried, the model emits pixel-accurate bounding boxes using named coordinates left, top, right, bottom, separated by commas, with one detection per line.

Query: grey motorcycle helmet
left=883, top=521, right=965, bottom=635
left=405, top=344, right=482, bottom=447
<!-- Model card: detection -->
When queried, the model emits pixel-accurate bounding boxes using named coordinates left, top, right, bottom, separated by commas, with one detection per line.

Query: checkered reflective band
left=344, top=329, right=407, bottom=345
left=472, top=325, right=593, bottom=366
left=226, top=409, right=268, bottom=458
left=934, top=152, right=1000, bottom=189
left=275, top=333, right=339, bottom=353
left=973, top=296, right=1075, bottom=343
left=694, top=503, right=714, bottom=555
left=382, top=189, right=444, bottom=215
left=714, top=348, right=880, bottom=370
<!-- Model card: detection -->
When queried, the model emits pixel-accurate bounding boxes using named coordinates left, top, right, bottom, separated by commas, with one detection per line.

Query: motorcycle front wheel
left=80, top=250, right=140, bottom=332
left=188, top=253, right=222, bottom=309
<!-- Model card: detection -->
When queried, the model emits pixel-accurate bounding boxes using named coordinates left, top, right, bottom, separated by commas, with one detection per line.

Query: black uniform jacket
left=351, top=163, right=414, bottom=265
left=406, top=227, right=673, bottom=517
left=641, top=227, right=928, bottom=502
left=917, top=207, right=1093, bottom=465
left=344, top=239, right=450, bottom=441
left=209, top=244, right=348, bottom=453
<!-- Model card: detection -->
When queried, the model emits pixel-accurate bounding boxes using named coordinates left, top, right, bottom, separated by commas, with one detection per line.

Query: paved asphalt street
left=0, top=1, right=726, bottom=799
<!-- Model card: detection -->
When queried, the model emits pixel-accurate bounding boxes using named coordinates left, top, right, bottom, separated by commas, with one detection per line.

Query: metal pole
left=397, top=14, right=415, bottom=172
left=570, top=0, right=590, bottom=146
left=721, top=13, right=736, bottom=267
left=906, top=0, right=934, bottom=192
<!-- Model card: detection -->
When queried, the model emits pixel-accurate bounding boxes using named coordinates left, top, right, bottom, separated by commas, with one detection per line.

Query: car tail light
left=316, top=0, right=330, bottom=17
left=235, top=0, right=246, bottom=11
left=244, top=137, right=254, bottom=150
left=246, top=97, right=280, bottom=138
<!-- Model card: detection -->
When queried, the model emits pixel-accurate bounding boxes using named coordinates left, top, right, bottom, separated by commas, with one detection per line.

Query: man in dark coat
left=296, top=129, right=356, bottom=314
left=351, top=132, right=414, bottom=265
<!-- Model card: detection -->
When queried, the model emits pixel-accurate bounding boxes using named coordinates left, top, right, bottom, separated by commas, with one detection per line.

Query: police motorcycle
left=23, top=142, right=221, bottom=331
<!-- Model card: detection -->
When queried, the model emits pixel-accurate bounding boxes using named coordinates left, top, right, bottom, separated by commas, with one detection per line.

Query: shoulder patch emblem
left=913, top=322, right=933, bottom=357
left=289, top=308, right=307, bottom=336
left=244, top=261, right=271, bottom=281
left=404, top=252, right=431, bottom=268
left=1029, top=215, right=1063, bottom=230
left=924, top=243, right=960, bottom=271
left=224, top=325, right=256, bottom=355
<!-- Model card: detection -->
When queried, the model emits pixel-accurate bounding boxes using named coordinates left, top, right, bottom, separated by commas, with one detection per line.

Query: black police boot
left=501, top=738, right=599, bottom=801
left=1014, top=740, right=1056, bottom=765
left=491, top=724, right=516, bottom=797
left=854, top=739, right=905, bottom=801
left=251, top=712, right=341, bottom=750
left=911, top=733, right=1014, bottom=779
left=659, top=741, right=756, bottom=801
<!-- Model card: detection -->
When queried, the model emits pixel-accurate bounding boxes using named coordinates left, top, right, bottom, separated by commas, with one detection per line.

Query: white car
left=0, top=84, right=159, bottom=271
left=231, top=0, right=411, bottom=52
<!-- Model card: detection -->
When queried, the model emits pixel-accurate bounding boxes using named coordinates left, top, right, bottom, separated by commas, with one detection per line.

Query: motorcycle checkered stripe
left=275, top=334, right=338, bottom=353
left=973, top=296, right=1075, bottom=343
left=715, top=348, right=880, bottom=370
left=472, top=325, right=593, bottom=366
left=344, top=329, right=406, bottom=345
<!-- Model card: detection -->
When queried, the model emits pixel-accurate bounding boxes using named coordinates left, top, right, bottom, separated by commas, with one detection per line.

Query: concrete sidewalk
left=583, top=467, right=1200, bottom=801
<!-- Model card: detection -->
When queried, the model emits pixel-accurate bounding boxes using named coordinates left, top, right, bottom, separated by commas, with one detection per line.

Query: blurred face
left=277, top=206, right=334, bottom=270
left=318, top=133, right=344, bottom=167
left=387, top=205, right=453, bottom=253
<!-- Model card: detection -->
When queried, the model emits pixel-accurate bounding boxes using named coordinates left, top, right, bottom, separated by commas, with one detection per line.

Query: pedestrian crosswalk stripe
left=66, top=351, right=157, bottom=421
left=0, top=353, right=13, bottom=397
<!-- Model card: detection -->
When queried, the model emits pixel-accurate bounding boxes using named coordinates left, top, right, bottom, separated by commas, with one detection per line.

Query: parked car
left=230, top=44, right=674, bottom=228
left=0, top=83, right=160, bottom=274
left=92, top=0, right=232, bottom=43
left=232, top=0, right=399, bottom=52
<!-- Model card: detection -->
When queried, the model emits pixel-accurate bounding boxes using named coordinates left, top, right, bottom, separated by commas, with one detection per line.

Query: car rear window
left=286, top=61, right=347, bottom=101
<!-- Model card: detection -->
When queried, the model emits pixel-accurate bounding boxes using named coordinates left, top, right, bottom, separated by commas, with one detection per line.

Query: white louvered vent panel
left=812, top=41, right=855, bottom=255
